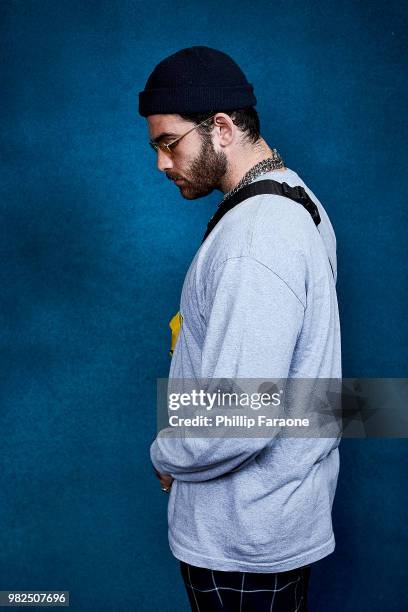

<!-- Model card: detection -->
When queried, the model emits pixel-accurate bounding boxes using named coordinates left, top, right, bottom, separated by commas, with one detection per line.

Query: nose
left=156, top=148, right=173, bottom=173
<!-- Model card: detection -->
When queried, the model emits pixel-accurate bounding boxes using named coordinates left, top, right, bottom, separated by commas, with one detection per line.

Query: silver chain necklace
left=221, top=149, right=285, bottom=204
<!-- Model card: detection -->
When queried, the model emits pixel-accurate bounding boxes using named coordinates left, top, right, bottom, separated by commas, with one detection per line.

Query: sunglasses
left=149, top=114, right=216, bottom=156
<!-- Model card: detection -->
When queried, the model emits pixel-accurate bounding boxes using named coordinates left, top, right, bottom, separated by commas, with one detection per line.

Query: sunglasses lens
left=149, top=142, right=173, bottom=156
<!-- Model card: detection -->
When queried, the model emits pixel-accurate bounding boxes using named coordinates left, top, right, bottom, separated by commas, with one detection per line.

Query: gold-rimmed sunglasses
left=149, top=114, right=216, bottom=156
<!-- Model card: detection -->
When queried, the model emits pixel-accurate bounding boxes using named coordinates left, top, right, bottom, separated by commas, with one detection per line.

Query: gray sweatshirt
left=150, top=167, right=342, bottom=572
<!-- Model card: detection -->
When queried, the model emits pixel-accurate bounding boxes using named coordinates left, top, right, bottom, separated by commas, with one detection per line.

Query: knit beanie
left=138, top=45, right=257, bottom=117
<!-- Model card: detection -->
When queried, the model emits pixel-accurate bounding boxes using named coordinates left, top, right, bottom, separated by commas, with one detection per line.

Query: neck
left=220, top=138, right=286, bottom=194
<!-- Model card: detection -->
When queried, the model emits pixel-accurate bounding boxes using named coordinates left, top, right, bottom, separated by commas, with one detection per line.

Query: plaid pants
left=180, top=560, right=311, bottom=612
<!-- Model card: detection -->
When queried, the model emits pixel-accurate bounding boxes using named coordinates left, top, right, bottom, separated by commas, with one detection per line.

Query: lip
left=174, top=179, right=185, bottom=185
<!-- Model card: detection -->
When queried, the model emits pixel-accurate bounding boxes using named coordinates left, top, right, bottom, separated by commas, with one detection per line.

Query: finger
left=160, top=480, right=172, bottom=489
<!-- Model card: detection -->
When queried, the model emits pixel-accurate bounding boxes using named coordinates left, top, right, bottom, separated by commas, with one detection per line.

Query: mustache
left=166, top=173, right=186, bottom=182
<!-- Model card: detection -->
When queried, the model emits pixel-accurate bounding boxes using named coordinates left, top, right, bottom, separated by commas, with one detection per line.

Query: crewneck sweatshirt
left=150, top=167, right=342, bottom=572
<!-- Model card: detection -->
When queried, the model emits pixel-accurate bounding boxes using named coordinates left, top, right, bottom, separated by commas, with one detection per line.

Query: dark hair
left=178, top=107, right=261, bottom=145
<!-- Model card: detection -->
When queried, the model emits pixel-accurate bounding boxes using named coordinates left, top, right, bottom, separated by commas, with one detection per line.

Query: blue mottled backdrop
left=1, top=1, right=407, bottom=610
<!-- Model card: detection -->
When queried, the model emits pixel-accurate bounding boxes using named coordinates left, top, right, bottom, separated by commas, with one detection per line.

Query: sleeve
left=150, top=255, right=305, bottom=482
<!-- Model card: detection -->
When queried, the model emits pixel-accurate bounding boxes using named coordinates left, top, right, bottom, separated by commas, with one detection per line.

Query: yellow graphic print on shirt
left=169, top=310, right=183, bottom=357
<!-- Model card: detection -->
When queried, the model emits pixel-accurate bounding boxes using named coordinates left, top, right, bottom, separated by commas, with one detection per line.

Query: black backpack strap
left=202, top=179, right=335, bottom=280
left=202, top=180, right=321, bottom=243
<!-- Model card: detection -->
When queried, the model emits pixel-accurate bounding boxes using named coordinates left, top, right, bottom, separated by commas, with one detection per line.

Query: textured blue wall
left=1, top=1, right=407, bottom=610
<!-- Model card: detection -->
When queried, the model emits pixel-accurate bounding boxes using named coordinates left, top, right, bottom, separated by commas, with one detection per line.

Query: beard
left=170, top=135, right=228, bottom=200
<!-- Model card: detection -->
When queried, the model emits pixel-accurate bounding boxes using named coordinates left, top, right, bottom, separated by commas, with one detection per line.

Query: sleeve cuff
left=150, top=437, right=170, bottom=475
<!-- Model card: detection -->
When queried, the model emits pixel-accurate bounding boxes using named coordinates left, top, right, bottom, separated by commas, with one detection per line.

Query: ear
left=212, top=113, right=235, bottom=147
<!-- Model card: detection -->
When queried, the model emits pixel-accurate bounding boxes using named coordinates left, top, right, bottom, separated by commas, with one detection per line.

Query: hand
left=153, top=467, right=174, bottom=491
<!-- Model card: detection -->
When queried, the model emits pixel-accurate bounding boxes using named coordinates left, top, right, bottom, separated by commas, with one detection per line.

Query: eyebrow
left=150, top=132, right=178, bottom=144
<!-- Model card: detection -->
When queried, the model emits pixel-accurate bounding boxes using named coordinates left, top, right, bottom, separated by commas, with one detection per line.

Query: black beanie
left=138, top=45, right=257, bottom=117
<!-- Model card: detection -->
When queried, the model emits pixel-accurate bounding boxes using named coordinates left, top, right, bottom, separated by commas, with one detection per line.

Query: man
left=138, top=46, right=341, bottom=611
